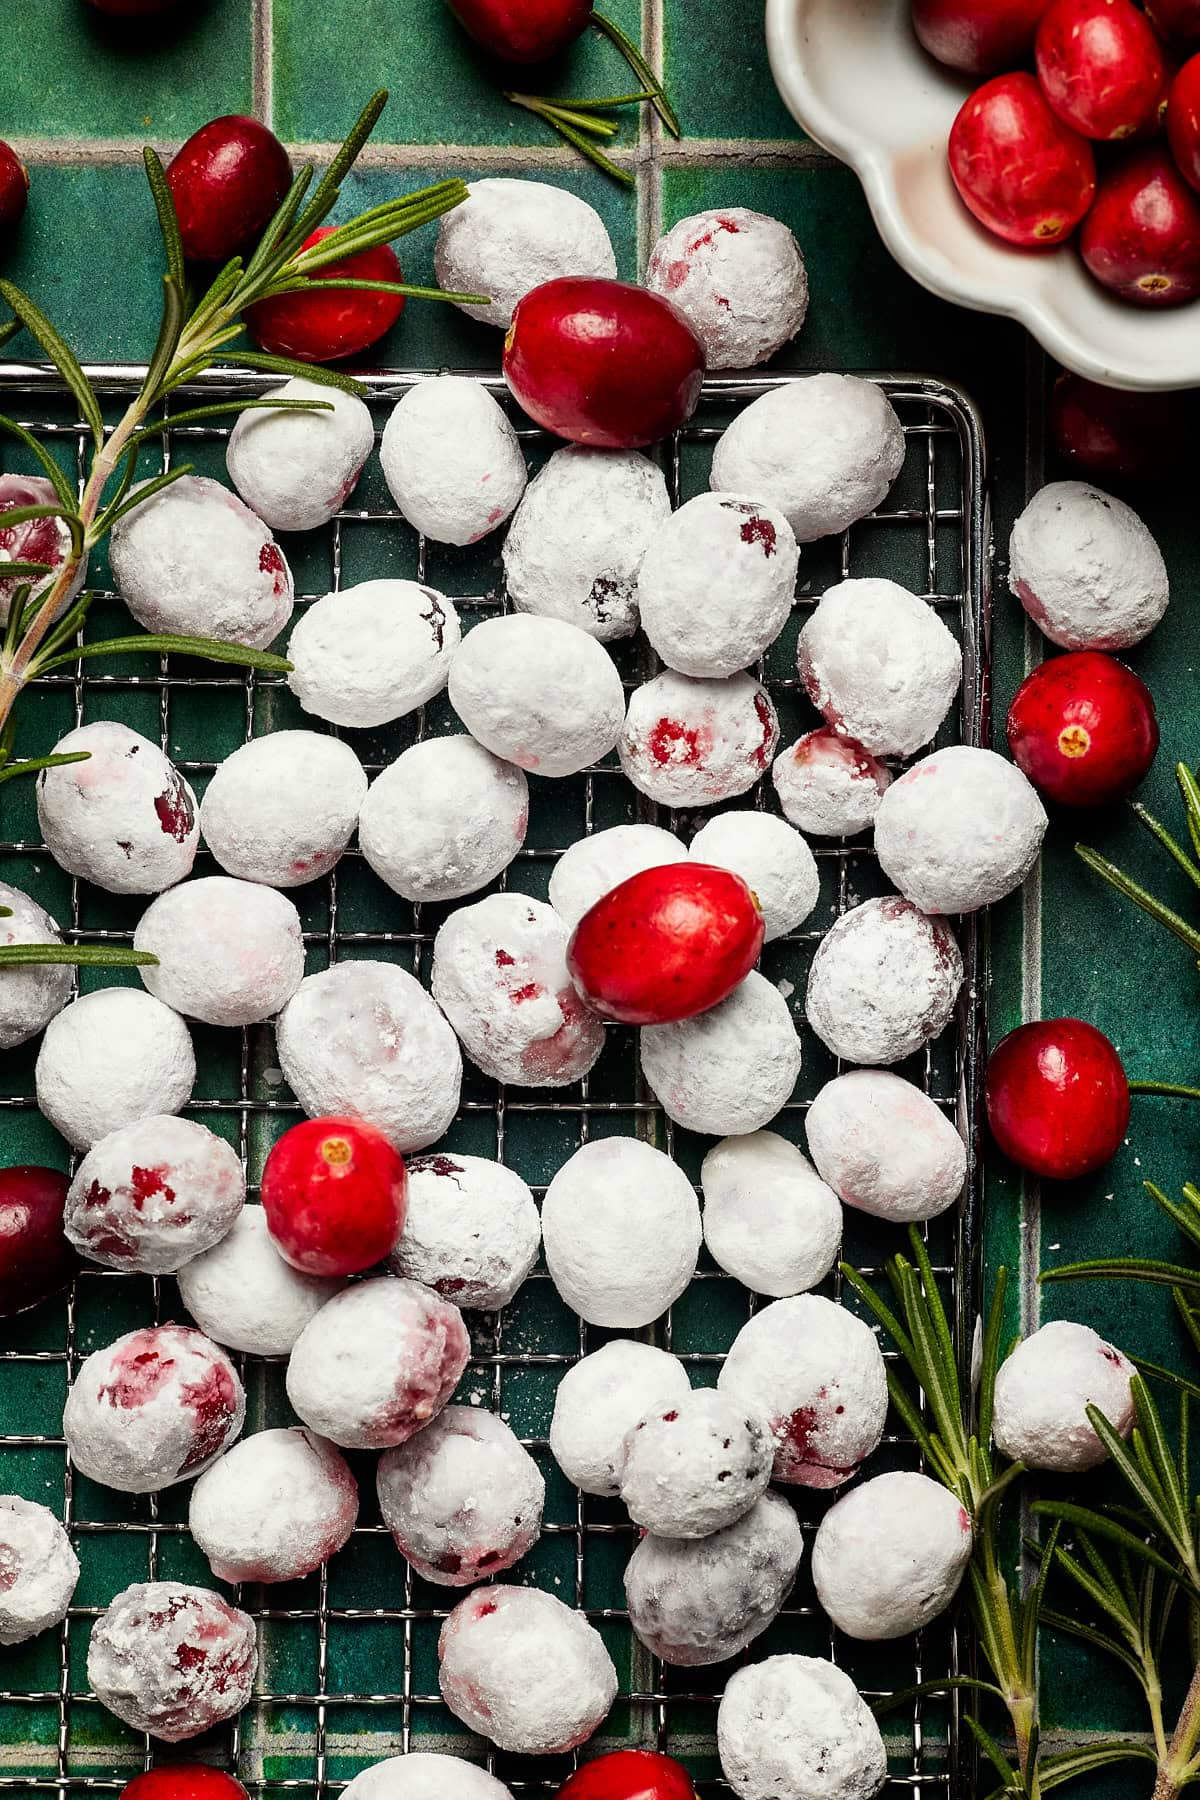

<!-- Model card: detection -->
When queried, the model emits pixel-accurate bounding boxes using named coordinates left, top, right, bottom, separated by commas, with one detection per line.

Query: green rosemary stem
left=1155, top=1661, right=1200, bottom=1800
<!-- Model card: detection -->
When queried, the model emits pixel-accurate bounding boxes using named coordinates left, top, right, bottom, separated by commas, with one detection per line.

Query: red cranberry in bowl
left=167, top=115, right=292, bottom=264
left=1080, top=147, right=1200, bottom=304
left=911, top=0, right=1051, bottom=74
left=1049, top=372, right=1193, bottom=480
left=986, top=1017, right=1129, bottom=1179
left=949, top=72, right=1096, bottom=246
left=1146, top=0, right=1200, bottom=47
left=1006, top=651, right=1158, bottom=807
left=1168, top=55, right=1200, bottom=193
left=1036, top=0, right=1168, bottom=142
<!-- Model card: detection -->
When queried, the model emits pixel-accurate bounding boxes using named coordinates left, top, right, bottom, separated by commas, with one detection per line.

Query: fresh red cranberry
left=0, top=1167, right=76, bottom=1317
left=260, top=1117, right=408, bottom=1277
left=166, top=115, right=291, bottom=264
left=1168, top=56, right=1200, bottom=192
left=1080, top=146, right=1200, bottom=303
left=949, top=73, right=1096, bottom=246
left=121, top=1769, right=248, bottom=1800
left=446, top=0, right=592, bottom=61
left=249, top=226, right=405, bottom=363
left=911, top=0, right=1051, bottom=73
left=986, top=1018, right=1130, bottom=1178
left=1036, top=0, right=1168, bottom=141
left=566, top=863, right=764, bottom=1026
left=555, top=1750, right=697, bottom=1800
left=503, top=277, right=706, bottom=449
left=1146, top=0, right=1200, bottom=45
left=0, top=143, right=28, bottom=231
left=1049, top=372, right=1193, bottom=479
left=1006, top=651, right=1158, bottom=806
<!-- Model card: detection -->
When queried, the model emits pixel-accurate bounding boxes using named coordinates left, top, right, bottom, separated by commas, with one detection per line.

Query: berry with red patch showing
left=503, top=277, right=706, bottom=449
left=261, top=1117, right=408, bottom=1278
left=63, top=1324, right=245, bottom=1493
left=567, top=863, right=764, bottom=1026
left=167, top=116, right=291, bottom=264
left=0, top=1166, right=76, bottom=1317
left=1080, top=148, right=1200, bottom=304
left=120, top=1771, right=249, bottom=1800
left=949, top=73, right=1096, bottom=246
left=772, top=729, right=892, bottom=839
left=554, top=1750, right=698, bottom=1800
left=249, top=227, right=404, bottom=362
left=0, top=473, right=87, bottom=625
left=911, top=0, right=1051, bottom=73
left=645, top=208, right=809, bottom=371
left=64, top=1115, right=245, bottom=1274
left=0, top=142, right=28, bottom=230
left=1049, top=373, right=1193, bottom=480
left=619, top=669, right=779, bottom=809
left=986, top=1017, right=1130, bottom=1178
left=445, top=0, right=592, bottom=61
left=1007, top=651, right=1158, bottom=807
left=1169, top=56, right=1200, bottom=192
left=1036, top=0, right=1167, bottom=141
left=88, top=1582, right=256, bottom=1742
left=36, top=721, right=198, bottom=897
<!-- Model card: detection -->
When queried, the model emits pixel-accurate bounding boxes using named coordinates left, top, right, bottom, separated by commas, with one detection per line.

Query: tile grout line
left=637, top=0, right=665, bottom=275
left=4, top=135, right=836, bottom=170
left=252, top=0, right=274, bottom=128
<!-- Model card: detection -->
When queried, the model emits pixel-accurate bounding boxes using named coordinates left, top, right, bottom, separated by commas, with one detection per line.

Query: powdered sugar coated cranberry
left=0, top=473, right=87, bottom=624
left=0, top=1497, right=79, bottom=1645
left=805, top=1070, right=966, bottom=1224
left=646, top=208, right=809, bottom=369
left=689, top=810, right=818, bottom=941
left=434, top=178, right=616, bottom=330
left=548, top=824, right=687, bottom=931
left=812, top=1469, right=973, bottom=1641
left=135, top=877, right=305, bottom=1027
left=805, top=896, right=963, bottom=1066
left=772, top=728, right=892, bottom=837
left=719, top=1294, right=887, bottom=1488
left=64, top=1325, right=244, bottom=1493
left=381, top=376, right=527, bottom=547
left=275, top=961, right=462, bottom=1154
left=287, top=579, right=461, bottom=730
left=0, top=881, right=72, bottom=1049
left=200, top=731, right=367, bottom=889
left=448, top=614, right=625, bottom=779
left=189, top=1427, right=358, bottom=1584
left=797, top=578, right=962, bottom=758
left=874, top=746, right=1047, bottom=915
left=87, top=1581, right=257, bottom=1741
left=36, top=989, right=196, bottom=1153
left=432, top=894, right=605, bottom=1089
left=359, top=735, right=528, bottom=906
left=619, top=1387, right=772, bottom=1539
left=541, top=1138, right=701, bottom=1328
left=993, top=1318, right=1135, bottom=1472
left=1008, top=480, right=1169, bottom=651
left=502, top=445, right=670, bottom=642
left=64, top=1114, right=244, bottom=1274
left=109, top=474, right=293, bottom=650
left=619, top=670, right=779, bottom=809
left=377, top=1405, right=544, bottom=1586
left=37, top=722, right=199, bottom=896
left=624, top=1489, right=803, bottom=1666
left=638, top=492, right=798, bottom=678
left=226, top=377, right=374, bottom=533
left=177, top=1206, right=343, bottom=1356
left=285, top=1277, right=469, bottom=1451
left=342, top=1755, right=514, bottom=1799
left=388, top=1152, right=540, bottom=1310
left=640, top=969, right=802, bottom=1136
left=700, top=1129, right=842, bottom=1297
left=438, top=1584, right=617, bottom=1754
left=550, top=1339, right=691, bottom=1497
left=718, top=1655, right=886, bottom=1800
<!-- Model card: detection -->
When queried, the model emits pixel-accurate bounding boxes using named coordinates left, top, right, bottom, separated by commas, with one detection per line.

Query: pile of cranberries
left=917, top=0, right=1200, bottom=305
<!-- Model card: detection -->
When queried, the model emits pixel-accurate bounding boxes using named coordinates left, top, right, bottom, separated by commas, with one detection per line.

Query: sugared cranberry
left=1036, top=0, right=1167, bottom=141
left=1146, top=0, right=1200, bottom=46
left=503, top=277, right=706, bottom=449
left=949, top=73, right=1096, bottom=246
left=446, top=0, right=592, bottom=61
left=986, top=1018, right=1130, bottom=1179
left=566, top=863, right=764, bottom=1026
left=1007, top=651, right=1158, bottom=806
left=555, top=1750, right=698, bottom=1800
left=0, top=1167, right=76, bottom=1317
left=260, top=1117, right=408, bottom=1277
left=911, top=0, right=1051, bottom=74
left=1080, top=147, right=1200, bottom=304
left=249, top=227, right=405, bottom=363
left=167, top=115, right=291, bottom=264
left=1168, top=56, right=1200, bottom=193
left=1049, top=372, right=1193, bottom=479
left=121, top=1771, right=248, bottom=1800
left=0, top=143, right=28, bottom=231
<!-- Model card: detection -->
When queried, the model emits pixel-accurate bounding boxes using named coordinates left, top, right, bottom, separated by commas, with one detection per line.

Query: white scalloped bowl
left=765, top=0, right=1200, bottom=390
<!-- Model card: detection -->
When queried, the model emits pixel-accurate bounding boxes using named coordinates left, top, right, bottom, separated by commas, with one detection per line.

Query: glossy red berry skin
left=0, top=143, right=29, bottom=231
left=1049, top=372, right=1193, bottom=479
left=949, top=73, right=1096, bottom=246
left=0, top=1167, right=76, bottom=1318
left=986, top=1018, right=1129, bottom=1179
left=911, top=0, right=1051, bottom=73
left=1168, top=57, right=1200, bottom=193
left=1036, top=0, right=1167, bottom=141
left=555, top=1750, right=698, bottom=1800
left=249, top=227, right=405, bottom=363
left=1146, top=0, right=1200, bottom=45
left=120, top=1772, right=249, bottom=1800
left=503, top=277, right=706, bottom=450
left=167, top=116, right=291, bottom=264
left=567, top=863, right=764, bottom=1026
left=260, top=1118, right=408, bottom=1277
left=1080, top=148, right=1200, bottom=304
left=1007, top=651, right=1158, bottom=807
left=446, top=0, right=592, bottom=61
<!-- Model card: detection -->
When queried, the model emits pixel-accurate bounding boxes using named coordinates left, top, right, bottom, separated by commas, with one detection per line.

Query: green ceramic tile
left=662, top=0, right=797, bottom=140
left=274, top=0, right=642, bottom=146
left=0, top=0, right=251, bottom=140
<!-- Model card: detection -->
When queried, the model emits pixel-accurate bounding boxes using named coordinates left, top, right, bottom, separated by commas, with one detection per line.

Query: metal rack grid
left=0, top=365, right=989, bottom=1798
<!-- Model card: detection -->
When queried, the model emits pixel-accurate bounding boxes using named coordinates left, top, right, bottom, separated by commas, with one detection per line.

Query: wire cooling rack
left=0, top=365, right=988, bottom=1798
